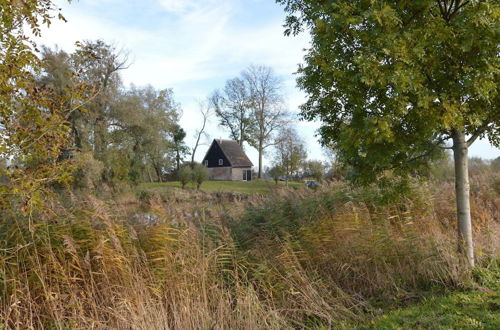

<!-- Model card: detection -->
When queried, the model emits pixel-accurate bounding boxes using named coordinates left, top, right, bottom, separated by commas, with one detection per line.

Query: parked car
left=305, top=180, right=321, bottom=189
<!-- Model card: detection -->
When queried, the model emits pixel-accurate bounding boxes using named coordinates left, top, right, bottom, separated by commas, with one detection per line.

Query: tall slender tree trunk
left=147, top=168, right=154, bottom=183
left=258, top=142, right=263, bottom=179
left=452, top=130, right=474, bottom=267
left=176, top=150, right=180, bottom=171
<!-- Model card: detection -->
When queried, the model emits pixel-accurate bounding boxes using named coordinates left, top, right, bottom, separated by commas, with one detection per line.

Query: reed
left=0, top=173, right=498, bottom=329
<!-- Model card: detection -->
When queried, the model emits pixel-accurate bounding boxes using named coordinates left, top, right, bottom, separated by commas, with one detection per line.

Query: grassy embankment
left=140, top=179, right=303, bottom=194
left=361, top=288, right=499, bottom=329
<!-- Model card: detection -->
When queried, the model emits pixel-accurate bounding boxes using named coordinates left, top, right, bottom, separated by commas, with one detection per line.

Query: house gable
left=202, top=140, right=231, bottom=167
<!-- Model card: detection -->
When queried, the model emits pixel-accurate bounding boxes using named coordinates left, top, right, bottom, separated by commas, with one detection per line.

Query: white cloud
left=158, top=0, right=198, bottom=13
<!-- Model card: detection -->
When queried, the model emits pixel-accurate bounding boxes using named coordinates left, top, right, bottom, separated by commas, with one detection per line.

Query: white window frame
left=204, top=160, right=208, bottom=166
left=218, top=159, right=223, bottom=166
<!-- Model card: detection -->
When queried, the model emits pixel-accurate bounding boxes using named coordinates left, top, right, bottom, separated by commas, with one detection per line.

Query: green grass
left=354, top=290, right=500, bottom=330
left=140, top=179, right=304, bottom=194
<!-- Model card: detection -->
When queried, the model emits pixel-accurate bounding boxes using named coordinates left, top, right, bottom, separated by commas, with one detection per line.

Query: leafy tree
left=211, top=77, right=256, bottom=146
left=172, top=124, right=189, bottom=171
left=39, top=41, right=128, bottom=162
left=39, top=44, right=183, bottom=185
left=110, top=85, right=181, bottom=183
left=178, top=165, right=192, bottom=189
left=267, top=165, right=284, bottom=185
left=71, top=40, right=129, bottom=169
left=304, top=160, right=325, bottom=182
left=243, top=65, right=288, bottom=178
left=0, top=0, right=79, bottom=215
left=277, top=0, right=499, bottom=267
left=38, top=46, right=85, bottom=150
left=191, top=163, right=208, bottom=190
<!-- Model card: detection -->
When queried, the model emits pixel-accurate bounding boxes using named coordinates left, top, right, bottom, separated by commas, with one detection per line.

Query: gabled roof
left=207, top=139, right=253, bottom=167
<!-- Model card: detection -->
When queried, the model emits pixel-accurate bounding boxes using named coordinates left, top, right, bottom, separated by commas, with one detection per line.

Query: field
left=140, top=179, right=304, bottom=194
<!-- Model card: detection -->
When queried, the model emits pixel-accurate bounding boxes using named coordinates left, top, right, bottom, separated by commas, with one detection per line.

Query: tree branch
left=467, top=123, right=489, bottom=147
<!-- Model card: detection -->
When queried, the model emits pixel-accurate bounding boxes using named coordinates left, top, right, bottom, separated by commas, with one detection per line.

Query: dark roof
left=210, top=139, right=253, bottom=167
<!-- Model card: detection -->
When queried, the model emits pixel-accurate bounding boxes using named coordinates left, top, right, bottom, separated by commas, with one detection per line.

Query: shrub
left=178, top=165, right=192, bottom=188
left=72, top=152, right=104, bottom=190
left=267, top=165, right=284, bottom=184
left=136, top=189, right=154, bottom=204
left=192, top=163, right=208, bottom=190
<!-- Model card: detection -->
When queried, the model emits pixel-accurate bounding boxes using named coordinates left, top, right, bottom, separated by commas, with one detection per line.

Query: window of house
left=204, top=160, right=208, bottom=166
left=218, top=159, right=223, bottom=166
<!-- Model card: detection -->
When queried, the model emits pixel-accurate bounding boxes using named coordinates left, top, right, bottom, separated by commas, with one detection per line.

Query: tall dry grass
left=0, top=173, right=498, bottom=329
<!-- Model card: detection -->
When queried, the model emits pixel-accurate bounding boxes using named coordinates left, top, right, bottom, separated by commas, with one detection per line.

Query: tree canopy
left=277, top=0, right=499, bottom=267
left=277, top=0, right=499, bottom=181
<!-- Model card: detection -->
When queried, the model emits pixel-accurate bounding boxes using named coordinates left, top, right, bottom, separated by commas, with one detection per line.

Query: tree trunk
left=153, top=163, right=163, bottom=183
left=258, top=143, right=263, bottom=179
left=452, top=130, right=474, bottom=267
left=147, top=168, right=154, bottom=183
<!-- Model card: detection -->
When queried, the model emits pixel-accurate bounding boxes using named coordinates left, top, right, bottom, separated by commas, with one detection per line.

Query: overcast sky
left=37, top=0, right=499, bottom=167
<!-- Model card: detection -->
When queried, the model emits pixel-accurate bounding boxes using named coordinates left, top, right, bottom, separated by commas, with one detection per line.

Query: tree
left=191, top=163, right=208, bottom=190
left=39, top=44, right=184, bottom=185
left=267, top=165, right=284, bottom=185
left=0, top=0, right=82, bottom=216
left=211, top=77, right=256, bottom=147
left=109, top=85, right=181, bottom=183
left=178, top=165, right=192, bottom=189
left=172, top=125, right=189, bottom=172
left=71, top=40, right=129, bottom=166
left=274, top=127, right=307, bottom=184
left=38, top=46, right=87, bottom=151
left=277, top=0, right=499, bottom=266
left=243, top=65, right=288, bottom=178
left=38, top=41, right=129, bottom=165
left=304, top=160, right=325, bottom=182
left=191, top=100, right=211, bottom=164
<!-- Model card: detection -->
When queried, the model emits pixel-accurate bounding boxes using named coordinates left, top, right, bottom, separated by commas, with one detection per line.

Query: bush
left=267, top=165, right=284, bottom=184
left=72, top=152, right=104, bottom=190
left=136, top=189, right=154, bottom=204
left=178, top=165, right=192, bottom=188
left=304, top=160, right=325, bottom=182
left=192, top=163, right=208, bottom=190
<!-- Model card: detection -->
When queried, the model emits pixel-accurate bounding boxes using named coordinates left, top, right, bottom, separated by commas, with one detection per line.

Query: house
left=202, top=139, right=253, bottom=181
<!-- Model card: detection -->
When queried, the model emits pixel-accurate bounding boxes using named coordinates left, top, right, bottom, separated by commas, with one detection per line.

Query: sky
left=36, top=0, right=499, bottom=167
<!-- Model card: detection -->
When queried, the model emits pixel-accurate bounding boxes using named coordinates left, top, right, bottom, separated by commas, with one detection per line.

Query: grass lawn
left=355, top=290, right=500, bottom=329
left=140, top=179, right=304, bottom=194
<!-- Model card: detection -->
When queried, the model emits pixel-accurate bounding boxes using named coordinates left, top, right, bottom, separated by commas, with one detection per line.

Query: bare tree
left=191, top=100, right=211, bottom=164
left=243, top=65, right=288, bottom=178
left=274, top=127, right=307, bottom=185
